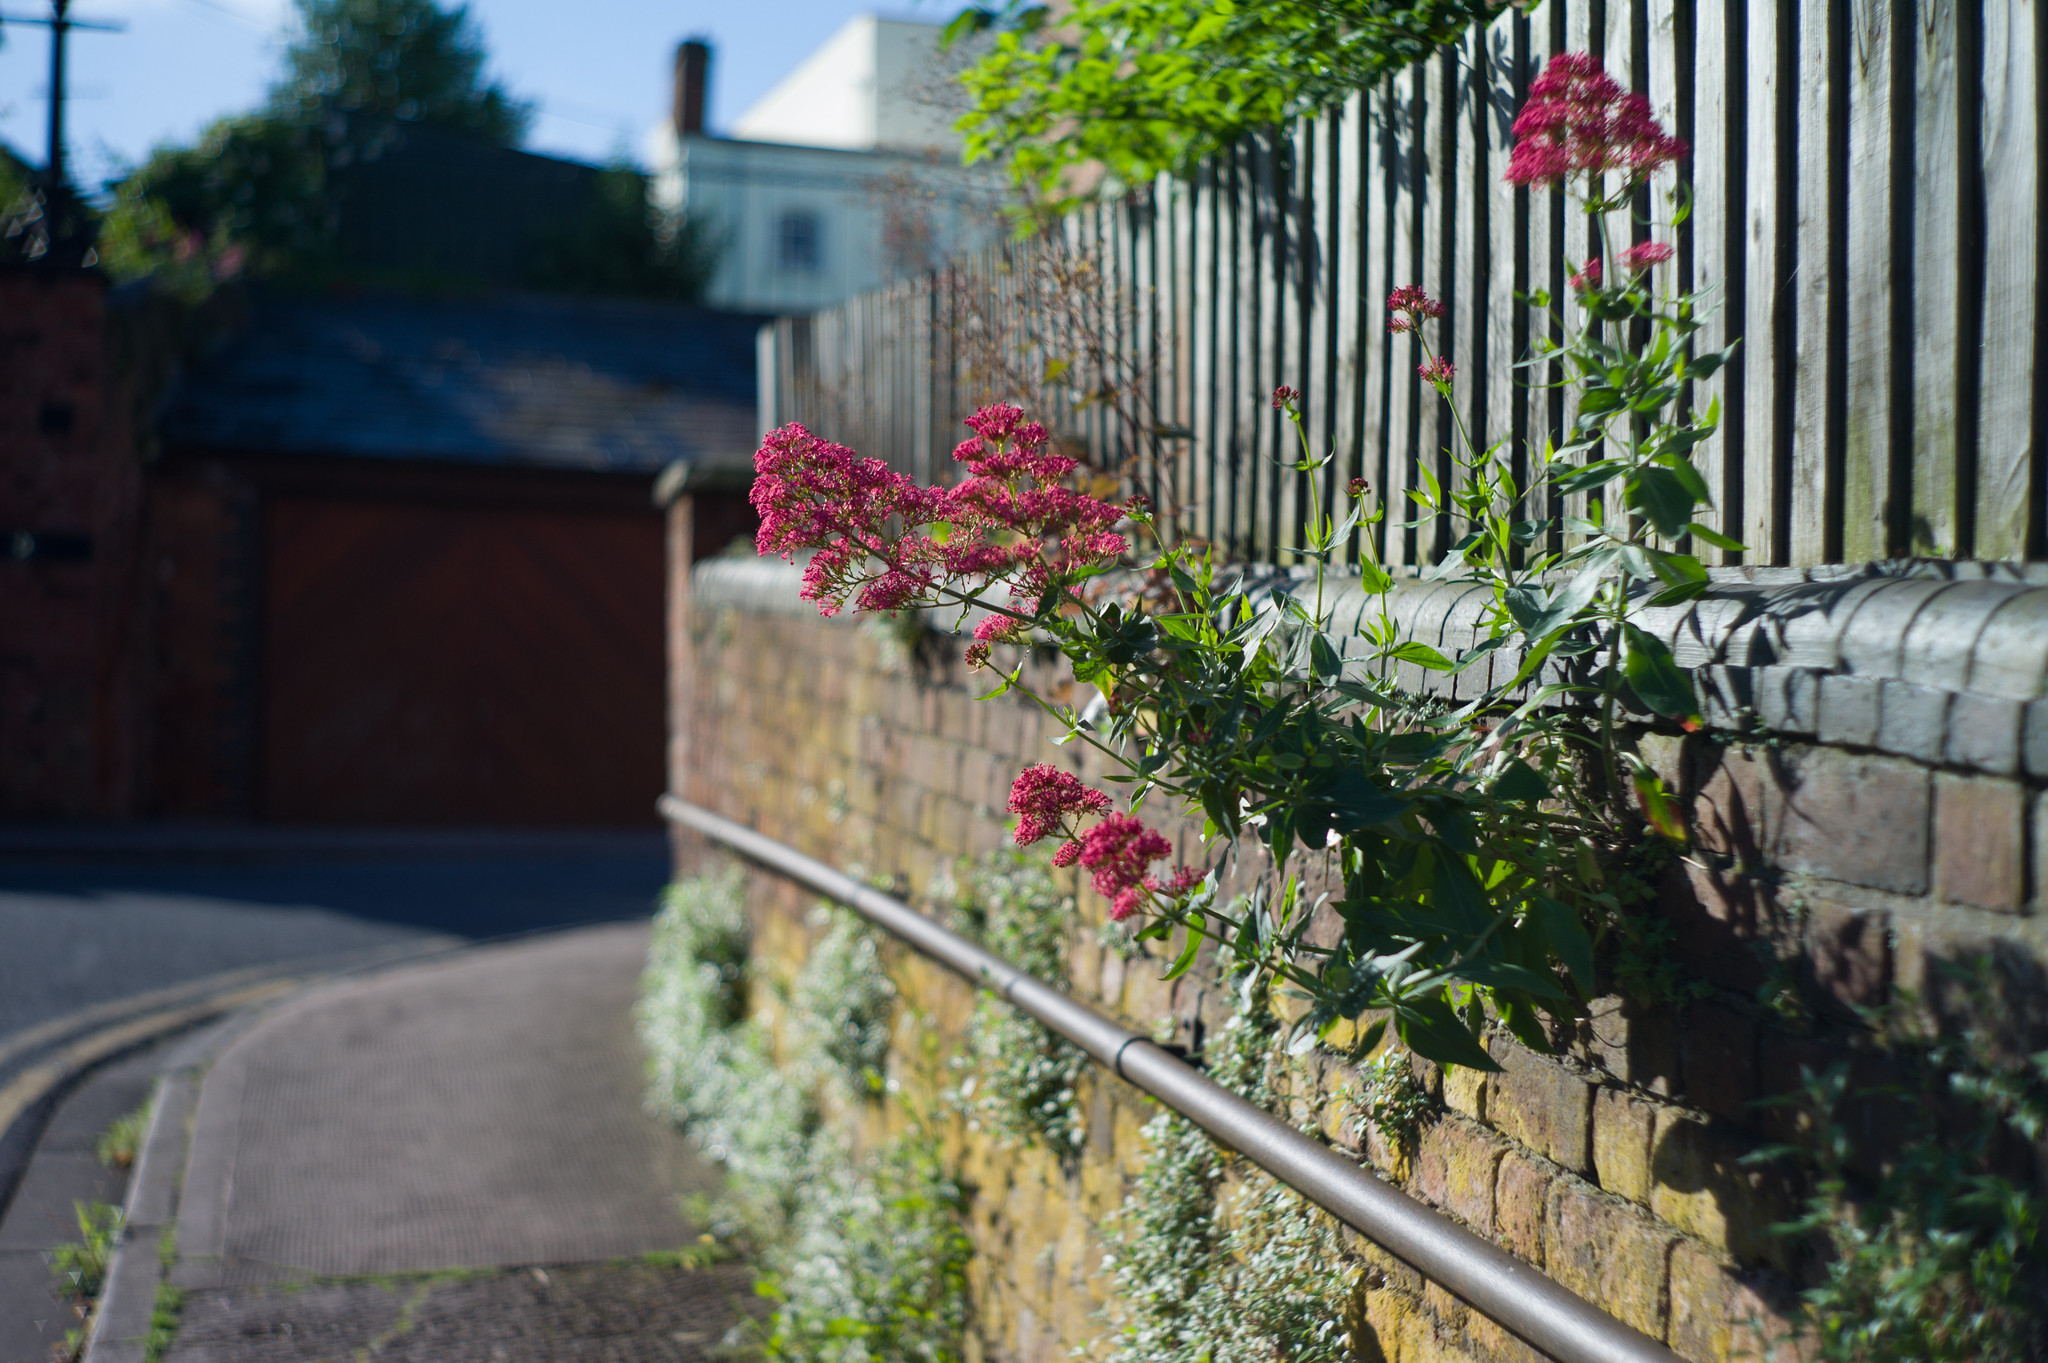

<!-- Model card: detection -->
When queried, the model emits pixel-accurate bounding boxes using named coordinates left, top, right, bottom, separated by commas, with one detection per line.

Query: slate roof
left=158, top=291, right=766, bottom=475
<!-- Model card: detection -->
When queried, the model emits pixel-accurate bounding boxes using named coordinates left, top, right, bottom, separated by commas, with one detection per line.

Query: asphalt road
left=0, top=830, right=673, bottom=1042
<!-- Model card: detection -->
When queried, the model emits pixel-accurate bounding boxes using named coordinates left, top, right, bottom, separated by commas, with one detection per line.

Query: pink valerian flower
left=754, top=403, right=1130, bottom=622
left=753, top=423, right=945, bottom=616
left=1051, top=840, right=1082, bottom=868
left=1569, top=258, right=1604, bottom=290
left=1386, top=286, right=1445, bottom=334
left=1272, top=385, right=1302, bottom=410
left=1418, top=358, right=1456, bottom=384
left=1347, top=477, right=1371, bottom=498
left=1505, top=52, right=1688, bottom=191
left=972, top=612, right=1028, bottom=647
left=963, top=640, right=993, bottom=669
left=1007, top=764, right=1112, bottom=846
left=1077, top=812, right=1175, bottom=920
left=1619, top=240, right=1674, bottom=272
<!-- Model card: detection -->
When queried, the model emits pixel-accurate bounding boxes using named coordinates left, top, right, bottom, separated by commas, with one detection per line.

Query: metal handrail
left=658, top=794, right=1682, bottom=1363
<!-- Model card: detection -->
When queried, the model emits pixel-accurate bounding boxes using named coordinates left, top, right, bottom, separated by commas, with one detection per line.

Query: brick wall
left=0, top=267, right=147, bottom=817
left=670, top=529, right=2047, bottom=1363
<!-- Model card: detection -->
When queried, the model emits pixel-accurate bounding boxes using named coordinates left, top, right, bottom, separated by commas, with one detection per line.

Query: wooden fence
left=758, top=0, right=2043, bottom=568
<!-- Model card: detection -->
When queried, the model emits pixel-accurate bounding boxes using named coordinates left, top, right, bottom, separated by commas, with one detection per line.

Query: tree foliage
left=97, top=0, right=707, bottom=301
left=947, top=0, right=1510, bottom=212
left=272, top=0, right=532, bottom=143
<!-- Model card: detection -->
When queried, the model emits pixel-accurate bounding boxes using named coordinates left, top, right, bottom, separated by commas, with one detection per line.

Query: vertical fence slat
left=1692, top=0, right=1744, bottom=558
left=1334, top=92, right=1368, bottom=568
left=1486, top=10, right=1527, bottom=537
left=1743, top=0, right=1794, bottom=561
left=1912, top=0, right=1965, bottom=556
left=1305, top=111, right=1339, bottom=555
left=1193, top=164, right=1219, bottom=545
left=1363, top=81, right=1397, bottom=565
left=1975, top=0, right=2039, bottom=558
left=1449, top=37, right=1486, bottom=559
left=1388, top=64, right=1424, bottom=570
left=1790, top=0, right=1842, bottom=563
left=1842, top=0, right=1901, bottom=560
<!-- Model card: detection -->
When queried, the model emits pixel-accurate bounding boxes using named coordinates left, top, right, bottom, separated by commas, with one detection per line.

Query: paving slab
left=161, top=1261, right=758, bottom=1363
left=173, top=924, right=714, bottom=1289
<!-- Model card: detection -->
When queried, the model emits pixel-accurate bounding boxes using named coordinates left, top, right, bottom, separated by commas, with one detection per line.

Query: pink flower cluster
left=1504, top=52, right=1688, bottom=190
left=750, top=403, right=1131, bottom=620
left=1387, top=286, right=1445, bottom=334
left=1568, top=243, right=1670, bottom=293
left=1077, top=813, right=1174, bottom=920
left=1007, top=763, right=1110, bottom=845
left=1418, top=357, right=1456, bottom=384
left=1006, top=766, right=1192, bottom=921
left=1620, top=241, right=1673, bottom=271
left=752, top=424, right=945, bottom=616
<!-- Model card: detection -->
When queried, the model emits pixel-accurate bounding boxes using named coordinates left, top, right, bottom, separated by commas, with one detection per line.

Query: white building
left=649, top=17, right=1009, bottom=316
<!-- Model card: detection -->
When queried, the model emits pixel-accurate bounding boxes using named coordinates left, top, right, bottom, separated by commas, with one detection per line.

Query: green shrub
left=639, top=869, right=818, bottom=1241
left=759, top=1131, right=973, bottom=1363
left=1105, top=993, right=1362, bottom=1363
left=641, top=870, right=973, bottom=1363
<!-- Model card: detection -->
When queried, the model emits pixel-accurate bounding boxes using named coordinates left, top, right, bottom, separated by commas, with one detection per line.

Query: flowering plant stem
left=752, top=52, right=1735, bottom=1072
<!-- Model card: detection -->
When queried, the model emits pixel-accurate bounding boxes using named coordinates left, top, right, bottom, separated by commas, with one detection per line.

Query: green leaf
left=1162, top=922, right=1204, bottom=980
left=1457, top=957, right=1569, bottom=1001
left=1633, top=768, right=1689, bottom=842
left=940, top=7, right=994, bottom=46
left=1389, top=640, right=1454, bottom=671
left=1654, top=449, right=1713, bottom=503
left=1619, top=622, right=1701, bottom=724
left=1531, top=895, right=1596, bottom=994
left=1309, top=631, right=1344, bottom=679
left=1395, top=997, right=1500, bottom=1072
left=1491, top=759, right=1549, bottom=804
left=1552, top=457, right=1627, bottom=496
left=1685, top=521, right=1745, bottom=551
left=1625, top=466, right=1694, bottom=540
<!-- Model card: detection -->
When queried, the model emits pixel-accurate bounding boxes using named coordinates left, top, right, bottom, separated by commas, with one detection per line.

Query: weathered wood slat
left=1483, top=11, right=1525, bottom=539
left=1975, top=0, right=2039, bottom=558
left=1333, top=92, right=1368, bottom=568
left=1362, top=80, right=1397, bottom=565
left=1913, top=0, right=1965, bottom=556
left=1449, top=37, right=1487, bottom=557
left=1388, top=64, right=1424, bottom=569
left=1743, top=0, right=1793, bottom=561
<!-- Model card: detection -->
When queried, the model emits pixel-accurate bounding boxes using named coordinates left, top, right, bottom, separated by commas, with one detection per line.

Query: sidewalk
left=88, top=924, right=750, bottom=1362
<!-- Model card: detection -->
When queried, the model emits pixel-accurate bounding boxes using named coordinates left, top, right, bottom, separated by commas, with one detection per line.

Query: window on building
left=776, top=210, right=821, bottom=273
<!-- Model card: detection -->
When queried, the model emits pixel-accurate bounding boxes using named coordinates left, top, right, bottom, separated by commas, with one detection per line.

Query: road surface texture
left=0, top=828, right=668, bottom=1039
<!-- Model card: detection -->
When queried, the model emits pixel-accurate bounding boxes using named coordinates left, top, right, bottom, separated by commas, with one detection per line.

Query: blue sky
left=0, top=0, right=969, bottom=191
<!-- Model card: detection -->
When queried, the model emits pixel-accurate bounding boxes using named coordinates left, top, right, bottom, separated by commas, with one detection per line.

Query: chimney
left=674, top=40, right=710, bottom=138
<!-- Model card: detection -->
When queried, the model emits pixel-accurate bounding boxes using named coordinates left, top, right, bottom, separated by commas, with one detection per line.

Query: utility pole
left=0, top=0, right=124, bottom=194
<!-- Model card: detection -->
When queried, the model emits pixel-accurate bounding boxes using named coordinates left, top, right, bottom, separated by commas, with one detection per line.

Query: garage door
left=261, top=496, right=665, bottom=826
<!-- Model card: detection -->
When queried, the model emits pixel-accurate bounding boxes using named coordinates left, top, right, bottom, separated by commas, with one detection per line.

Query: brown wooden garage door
left=260, top=495, right=665, bottom=826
